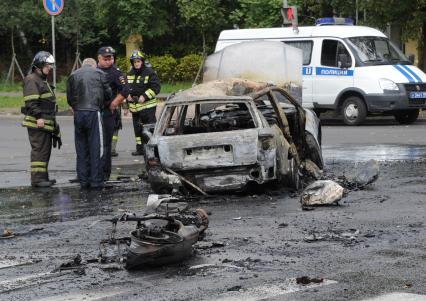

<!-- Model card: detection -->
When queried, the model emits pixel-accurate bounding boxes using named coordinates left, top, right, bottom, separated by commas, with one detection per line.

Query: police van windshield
left=347, top=37, right=410, bottom=65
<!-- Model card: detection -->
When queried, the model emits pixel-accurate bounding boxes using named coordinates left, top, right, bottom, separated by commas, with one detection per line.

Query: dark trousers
left=132, top=107, right=157, bottom=152
left=102, top=112, right=115, bottom=180
left=74, top=110, right=104, bottom=187
left=28, top=128, right=52, bottom=184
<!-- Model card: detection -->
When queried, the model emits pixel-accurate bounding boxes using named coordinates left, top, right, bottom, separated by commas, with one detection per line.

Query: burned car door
left=253, top=87, right=323, bottom=178
left=269, top=88, right=323, bottom=169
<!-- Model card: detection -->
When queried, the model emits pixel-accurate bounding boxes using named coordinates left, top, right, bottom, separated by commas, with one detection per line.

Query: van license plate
left=409, top=91, right=426, bottom=99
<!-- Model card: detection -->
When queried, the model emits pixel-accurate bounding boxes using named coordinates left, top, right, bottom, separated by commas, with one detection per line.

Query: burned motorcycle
left=102, top=195, right=209, bottom=270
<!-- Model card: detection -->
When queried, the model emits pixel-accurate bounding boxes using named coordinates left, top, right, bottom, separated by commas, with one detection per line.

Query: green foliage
left=175, top=54, right=203, bottom=82
left=0, top=82, right=22, bottom=92
left=0, top=95, right=68, bottom=111
left=358, top=0, right=425, bottom=41
left=149, top=55, right=178, bottom=83
left=56, top=76, right=68, bottom=93
left=95, top=0, right=169, bottom=42
left=231, top=0, right=283, bottom=28
left=161, top=82, right=193, bottom=93
left=115, top=57, right=131, bottom=74
left=150, top=53, right=202, bottom=83
left=177, top=0, right=226, bottom=54
left=177, top=0, right=225, bottom=32
left=1, top=0, right=426, bottom=77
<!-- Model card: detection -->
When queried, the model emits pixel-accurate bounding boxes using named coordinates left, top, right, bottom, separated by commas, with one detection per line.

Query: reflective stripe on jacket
left=127, top=66, right=160, bottom=113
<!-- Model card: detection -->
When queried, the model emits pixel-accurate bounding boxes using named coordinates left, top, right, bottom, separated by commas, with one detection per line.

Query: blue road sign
left=43, top=0, right=64, bottom=16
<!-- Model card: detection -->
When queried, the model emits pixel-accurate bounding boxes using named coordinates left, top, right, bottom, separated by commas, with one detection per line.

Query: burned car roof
left=167, top=78, right=273, bottom=104
left=165, top=95, right=253, bottom=105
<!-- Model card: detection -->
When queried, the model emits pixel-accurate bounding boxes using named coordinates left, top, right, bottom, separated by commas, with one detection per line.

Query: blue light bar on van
left=316, top=17, right=354, bottom=26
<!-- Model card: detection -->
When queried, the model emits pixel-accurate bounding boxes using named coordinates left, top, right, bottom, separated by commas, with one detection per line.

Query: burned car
left=145, top=79, right=323, bottom=193
left=145, top=42, right=323, bottom=193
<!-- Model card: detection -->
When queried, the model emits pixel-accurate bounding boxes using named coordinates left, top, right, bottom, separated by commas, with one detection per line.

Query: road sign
left=43, top=0, right=64, bottom=16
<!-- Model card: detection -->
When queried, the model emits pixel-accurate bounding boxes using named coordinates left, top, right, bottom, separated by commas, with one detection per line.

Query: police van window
left=321, top=39, right=352, bottom=67
left=283, top=41, right=313, bottom=65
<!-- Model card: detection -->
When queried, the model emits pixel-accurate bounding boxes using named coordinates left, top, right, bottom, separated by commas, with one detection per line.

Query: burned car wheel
left=282, top=158, right=300, bottom=190
left=305, top=132, right=324, bottom=169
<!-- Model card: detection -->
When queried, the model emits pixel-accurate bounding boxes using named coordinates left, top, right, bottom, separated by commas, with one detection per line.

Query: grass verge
left=0, top=80, right=192, bottom=94
left=0, top=96, right=68, bottom=112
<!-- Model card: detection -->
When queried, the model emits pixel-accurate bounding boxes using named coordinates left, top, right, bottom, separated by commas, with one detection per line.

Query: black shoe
left=111, top=151, right=119, bottom=157
left=32, top=181, right=53, bottom=188
left=80, top=183, right=90, bottom=190
left=49, top=179, right=57, bottom=184
left=131, top=151, right=144, bottom=156
left=69, top=177, right=79, bottom=183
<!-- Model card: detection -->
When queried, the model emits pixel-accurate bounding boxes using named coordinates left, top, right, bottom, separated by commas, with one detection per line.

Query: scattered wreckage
left=145, top=42, right=322, bottom=194
left=301, top=159, right=380, bottom=207
left=102, top=194, right=209, bottom=269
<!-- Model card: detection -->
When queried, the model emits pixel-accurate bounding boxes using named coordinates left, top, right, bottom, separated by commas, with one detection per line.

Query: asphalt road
left=1, top=115, right=426, bottom=188
left=0, top=115, right=425, bottom=301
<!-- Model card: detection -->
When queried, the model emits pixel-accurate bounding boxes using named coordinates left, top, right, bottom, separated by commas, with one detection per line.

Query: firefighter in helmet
left=124, top=50, right=161, bottom=156
left=21, top=51, right=61, bottom=187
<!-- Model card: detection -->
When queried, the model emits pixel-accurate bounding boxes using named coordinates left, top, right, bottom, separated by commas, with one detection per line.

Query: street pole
left=51, top=15, right=56, bottom=91
left=355, top=0, right=358, bottom=24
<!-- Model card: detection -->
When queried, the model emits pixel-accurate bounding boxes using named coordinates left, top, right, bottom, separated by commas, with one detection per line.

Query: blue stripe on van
left=400, top=65, right=422, bottom=83
left=393, top=65, right=415, bottom=83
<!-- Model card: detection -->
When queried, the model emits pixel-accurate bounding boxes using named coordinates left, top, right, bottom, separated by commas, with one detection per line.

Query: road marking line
left=361, top=292, right=426, bottom=301
left=211, top=278, right=337, bottom=301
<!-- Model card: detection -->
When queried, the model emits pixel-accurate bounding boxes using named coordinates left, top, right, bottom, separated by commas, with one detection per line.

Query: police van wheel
left=393, top=109, right=419, bottom=125
left=341, top=96, right=367, bottom=126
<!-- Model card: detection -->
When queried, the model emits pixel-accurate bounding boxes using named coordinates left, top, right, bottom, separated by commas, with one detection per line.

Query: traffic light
left=282, top=6, right=298, bottom=25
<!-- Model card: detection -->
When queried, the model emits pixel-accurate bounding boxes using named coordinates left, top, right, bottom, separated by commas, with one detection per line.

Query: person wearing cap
left=21, top=51, right=61, bottom=188
left=67, top=58, right=112, bottom=189
left=97, top=46, right=129, bottom=181
left=125, top=50, right=161, bottom=156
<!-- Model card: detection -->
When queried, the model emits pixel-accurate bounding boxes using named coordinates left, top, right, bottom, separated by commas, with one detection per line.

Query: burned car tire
left=305, top=132, right=324, bottom=169
left=393, top=109, right=419, bottom=125
left=341, top=96, right=367, bottom=126
left=282, top=158, right=300, bottom=190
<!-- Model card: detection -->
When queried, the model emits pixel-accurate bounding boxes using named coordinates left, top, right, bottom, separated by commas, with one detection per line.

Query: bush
left=115, top=56, right=130, bottom=73
left=115, top=53, right=203, bottom=84
left=149, top=55, right=178, bottom=84
left=175, top=54, right=203, bottom=82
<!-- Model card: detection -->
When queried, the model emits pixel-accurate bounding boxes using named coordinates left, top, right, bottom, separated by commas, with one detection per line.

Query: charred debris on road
left=99, top=194, right=209, bottom=270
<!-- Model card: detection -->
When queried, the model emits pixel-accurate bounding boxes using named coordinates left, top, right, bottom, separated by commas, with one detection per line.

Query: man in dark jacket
left=22, top=51, right=60, bottom=188
left=97, top=46, right=129, bottom=181
left=67, top=58, right=112, bottom=189
left=124, top=50, right=161, bottom=155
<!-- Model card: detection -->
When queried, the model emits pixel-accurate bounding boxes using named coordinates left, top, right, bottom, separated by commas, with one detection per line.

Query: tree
left=177, top=0, right=225, bottom=57
left=95, top=0, right=169, bottom=43
left=230, top=0, right=283, bottom=28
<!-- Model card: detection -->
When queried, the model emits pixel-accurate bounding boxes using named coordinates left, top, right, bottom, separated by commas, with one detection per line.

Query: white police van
left=215, top=18, right=426, bottom=125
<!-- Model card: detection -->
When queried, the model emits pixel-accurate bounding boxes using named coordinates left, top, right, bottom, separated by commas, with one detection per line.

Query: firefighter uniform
left=127, top=55, right=161, bottom=155
left=98, top=64, right=129, bottom=180
left=22, top=71, right=61, bottom=186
